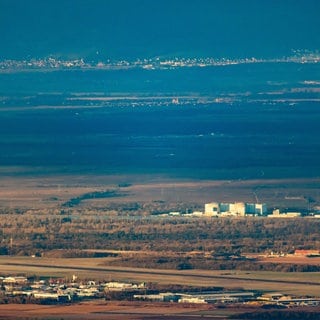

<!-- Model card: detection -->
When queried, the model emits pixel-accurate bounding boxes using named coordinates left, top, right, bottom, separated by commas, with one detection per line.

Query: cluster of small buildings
left=1, top=275, right=100, bottom=302
left=134, top=291, right=320, bottom=307
left=2, top=51, right=319, bottom=72
left=258, top=293, right=320, bottom=307
left=134, top=291, right=256, bottom=304
left=1, top=276, right=319, bottom=307
left=0, top=275, right=145, bottom=303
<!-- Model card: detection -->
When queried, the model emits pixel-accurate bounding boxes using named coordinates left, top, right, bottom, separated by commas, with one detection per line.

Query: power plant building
left=245, top=203, right=267, bottom=215
left=204, top=202, right=220, bottom=216
left=230, top=202, right=246, bottom=216
left=204, top=202, right=267, bottom=217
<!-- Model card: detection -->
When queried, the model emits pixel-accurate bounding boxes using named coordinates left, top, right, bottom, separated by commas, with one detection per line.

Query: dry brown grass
left=0, top=300, right=219, bottom=320
left=0, top=173, right=320, bottom=210
left=1, top=300, right=319, bottom=320
left=1, top=256, right=320, bottom=297
left=258, top=255, right=320, bottom=265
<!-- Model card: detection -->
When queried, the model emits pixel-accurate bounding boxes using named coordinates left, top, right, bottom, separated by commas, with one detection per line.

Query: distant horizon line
left=1, top=50, right=319, bottom=72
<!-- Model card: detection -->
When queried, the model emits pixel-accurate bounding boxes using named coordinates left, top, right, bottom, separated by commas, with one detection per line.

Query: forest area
left=0, top=204, right=319, bottom=273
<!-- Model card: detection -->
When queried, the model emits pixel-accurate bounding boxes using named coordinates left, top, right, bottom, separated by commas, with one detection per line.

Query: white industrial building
left=245, top=203, right=267, bottom=215
left=204, top=202, right=220, bottom=216
left=204, top=202, right=267, bottom=217
left=230, top=202, right=246, bottom=216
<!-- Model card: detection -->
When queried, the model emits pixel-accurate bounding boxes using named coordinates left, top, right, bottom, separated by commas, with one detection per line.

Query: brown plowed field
left=0, top=300, right=225, bottom=320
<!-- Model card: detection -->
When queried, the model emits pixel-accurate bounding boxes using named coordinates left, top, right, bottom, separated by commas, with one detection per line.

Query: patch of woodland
left=101, top=252, right=320, bottom=272
left=61, top=190, right=128, bottom=207
left=1, top=214, right=320, bottom=267
left=42, top=249, right=118, bottom=258
left=230, top=309, right=320, bottom=320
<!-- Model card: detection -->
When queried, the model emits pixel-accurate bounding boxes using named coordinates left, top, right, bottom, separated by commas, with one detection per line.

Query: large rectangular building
left=204, top=202, right=220, bottom=216
left=230, top=202, right=246, bottom=216
left=204, top=202, right=267, bottom=217
left=245, top=203, right=267, bottom=215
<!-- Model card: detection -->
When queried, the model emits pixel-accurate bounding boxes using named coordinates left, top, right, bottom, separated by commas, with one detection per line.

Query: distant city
left=1, top=50, right=319, bottom=72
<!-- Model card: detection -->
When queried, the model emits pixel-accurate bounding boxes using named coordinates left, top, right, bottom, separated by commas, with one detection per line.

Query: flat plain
left=1, top=174, right=320, bottom=319
left=0, top=300, right=263, bottom=320
left=1, top=173, right=319, bottom=210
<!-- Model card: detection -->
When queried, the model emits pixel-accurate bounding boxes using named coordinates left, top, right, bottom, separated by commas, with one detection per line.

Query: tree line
left=0, top=209, right=320, bottom=272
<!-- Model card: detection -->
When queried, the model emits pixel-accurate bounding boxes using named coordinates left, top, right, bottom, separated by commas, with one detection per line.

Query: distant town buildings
left=1, top=274, right=319, bottom=307
left=0, top=276, right=146, bottom=303
left=134, top=291, right=320, bottom=306
left=171, top=98, right=179, bottom=104
left=1, top=50, right=319, bottom=72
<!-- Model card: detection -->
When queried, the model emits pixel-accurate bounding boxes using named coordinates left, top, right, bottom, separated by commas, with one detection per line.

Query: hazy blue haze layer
left=1, top=0, right=320, bottom=59
left=0, top=1, right=319, bottom=180
left=0, top=102, right=320, bottom=179
left=0, top=61, right=320, bottom=180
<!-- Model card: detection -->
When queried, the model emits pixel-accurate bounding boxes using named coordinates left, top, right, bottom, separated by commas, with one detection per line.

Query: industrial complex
left=204, top=202, right=267, bottom=217
left=160, top=201, right=320, bottom=218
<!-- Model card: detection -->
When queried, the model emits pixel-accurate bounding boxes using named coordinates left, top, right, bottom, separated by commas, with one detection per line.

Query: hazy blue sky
left=1, top=0, right=319, bottom=59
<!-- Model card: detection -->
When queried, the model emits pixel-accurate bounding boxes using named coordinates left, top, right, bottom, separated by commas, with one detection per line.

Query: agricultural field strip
left=3, top=261, right=320, bottom=287
left=0, top=301, right=227, bottom=319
